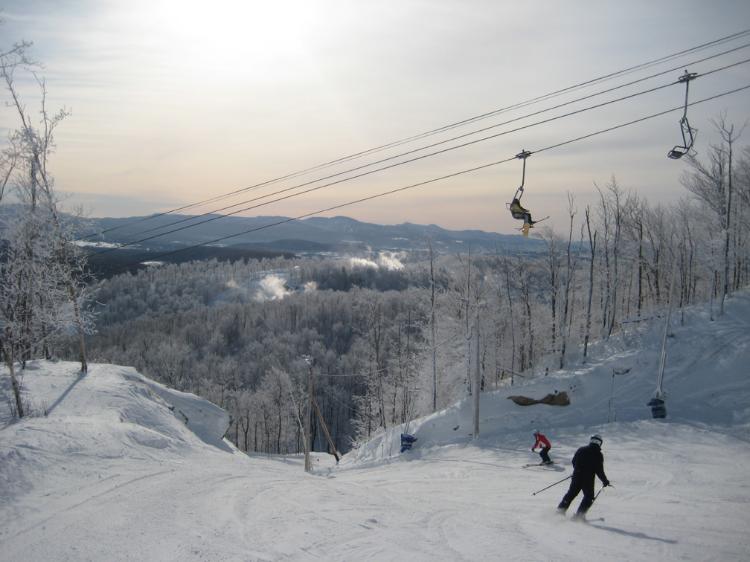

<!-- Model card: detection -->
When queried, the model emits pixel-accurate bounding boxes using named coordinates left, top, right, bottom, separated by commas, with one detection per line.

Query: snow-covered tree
left=1, top=37, right=95, bottom=417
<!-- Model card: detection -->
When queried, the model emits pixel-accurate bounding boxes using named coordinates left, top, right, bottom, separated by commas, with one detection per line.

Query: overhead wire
left=114, top=45, right=750, bottom=243
left=88, top=57, right=750, bottom=257
left=103, top=83, right=750, bottom=273
left=82, top=28, right=750, bottom=240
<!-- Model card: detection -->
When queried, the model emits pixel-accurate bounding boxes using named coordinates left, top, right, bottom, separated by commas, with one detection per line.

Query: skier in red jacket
left=532, top=430, right=553, bottom=465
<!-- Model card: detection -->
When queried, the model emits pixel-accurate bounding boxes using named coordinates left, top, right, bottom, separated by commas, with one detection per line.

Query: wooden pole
left=304, top=363, right=313, bottom=472
left=431, top=246, right=438, bottom=412
left=284, top=373, right=307, bottom=458
left=473, top=317, right=480, bottom=439
left=312, top=396, right=340, bottom=462
left=656, top=266, right=676, bottom=398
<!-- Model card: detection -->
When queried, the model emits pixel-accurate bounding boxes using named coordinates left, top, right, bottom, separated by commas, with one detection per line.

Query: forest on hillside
left=56, top=137, right=750, bottom=454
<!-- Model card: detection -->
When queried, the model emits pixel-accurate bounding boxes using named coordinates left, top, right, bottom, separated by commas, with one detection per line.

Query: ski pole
left=593, top=483, right=612, bottom=501
left=531, top=475, right=571, bottom=496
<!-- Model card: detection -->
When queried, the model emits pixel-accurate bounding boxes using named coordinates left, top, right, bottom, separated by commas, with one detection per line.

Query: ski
left=517, top=216, right=551, bottom=232
left=572, top=516, right=605, bottom=523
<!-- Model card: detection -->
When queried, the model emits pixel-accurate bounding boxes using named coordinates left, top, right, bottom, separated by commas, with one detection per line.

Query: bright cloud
left=349, top=253, right=405, bottom=270
left=255, top=275, right=291, bottom=302
left=349, top=257, right=379, bottom=269
left=378, top=252, right=404, bottom=271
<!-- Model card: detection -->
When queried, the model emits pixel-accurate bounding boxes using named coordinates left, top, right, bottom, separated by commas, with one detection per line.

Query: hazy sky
left=2, top=0, right=750, bottom=234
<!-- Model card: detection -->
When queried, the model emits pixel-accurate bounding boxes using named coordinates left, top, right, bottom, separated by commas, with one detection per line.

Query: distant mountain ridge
left=79, top=213, right=543, bottom=254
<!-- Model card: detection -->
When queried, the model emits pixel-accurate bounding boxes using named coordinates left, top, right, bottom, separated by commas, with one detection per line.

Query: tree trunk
left=523, top=280, right=533, bottom=369
left=720, top=131, right=734, bottom=315
left=504, top=260, right=516, bottom=373
left=607, top=184, right=623, bottom=337
left=9, top=362, right=24, bottom=418
left=3, top=337, right=24, bottom=418
left=637, top=220, right=643, bottom=318
left=583, top=207, right=597, bottom=361
left=559, top=195, right=576, bottom=369
left=69, top=283, right=88, bottom=373
left=429, top=241, right=438, bottom=411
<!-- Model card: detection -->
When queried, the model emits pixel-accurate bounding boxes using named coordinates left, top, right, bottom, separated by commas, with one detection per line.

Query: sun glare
left=150, top=0, right=316, bottom=79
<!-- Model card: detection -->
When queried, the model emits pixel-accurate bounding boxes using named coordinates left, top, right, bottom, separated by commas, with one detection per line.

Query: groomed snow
left=2, top=293, right=750, bottom=561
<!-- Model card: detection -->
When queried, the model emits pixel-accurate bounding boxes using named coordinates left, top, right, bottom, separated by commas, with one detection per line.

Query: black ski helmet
left=590, top=434, right=603, bottom=446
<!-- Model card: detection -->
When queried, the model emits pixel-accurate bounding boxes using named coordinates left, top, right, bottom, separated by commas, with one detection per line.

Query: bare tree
left=715, top=117, right=743, bottom=315
left=540, top=227, right=560, bottom=362
left=683, top=115, right=746, bottom=315
left=0, top=35, right=94, bottom=416
left=583, top=206, right=597, bottom=361
left=502, top=257, right=517, bottom=374
left=428, top=239, right=438, bottom=411
left=516, top=262, right=534, bottom=371
left=559, top=193, right=578, bottom=369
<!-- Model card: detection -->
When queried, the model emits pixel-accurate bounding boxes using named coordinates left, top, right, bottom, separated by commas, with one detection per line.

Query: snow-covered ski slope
left=349, top=290, right=750, bottom=464
left=2, top=293, right=750, bottom=561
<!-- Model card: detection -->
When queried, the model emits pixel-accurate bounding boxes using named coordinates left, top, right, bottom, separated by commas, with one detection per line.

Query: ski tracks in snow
left=3, top=428, right=750, bottom=561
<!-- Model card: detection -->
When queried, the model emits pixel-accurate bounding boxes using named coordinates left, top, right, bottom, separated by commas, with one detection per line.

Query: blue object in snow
left=400, top=433, right=417, bottom=453
left=647, top=397, right=667, bottom=419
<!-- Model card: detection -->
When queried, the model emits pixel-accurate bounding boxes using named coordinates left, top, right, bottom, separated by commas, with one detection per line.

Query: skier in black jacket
left=557, top=434, right=610, bottom=518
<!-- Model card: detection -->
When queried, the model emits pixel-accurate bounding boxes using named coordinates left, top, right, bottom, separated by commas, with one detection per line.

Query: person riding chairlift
left=509, top=197, right=535, bottom=236
left=508, top=150, right=536, bottom=236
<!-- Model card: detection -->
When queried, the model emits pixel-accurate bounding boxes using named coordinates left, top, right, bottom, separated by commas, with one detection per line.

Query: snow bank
left=0, top=362, right=233, bottom=504
left=124, top=370, right=230, bottom=448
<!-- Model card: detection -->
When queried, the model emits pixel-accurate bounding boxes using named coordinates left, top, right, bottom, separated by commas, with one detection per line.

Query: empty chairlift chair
left=667, top=70, right=698, bottom=159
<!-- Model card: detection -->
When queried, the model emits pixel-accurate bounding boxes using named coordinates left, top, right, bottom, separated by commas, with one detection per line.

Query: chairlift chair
left=505, top=150, right=541, bottom=237
left=507, top=150, right=533, bottom=217
left=667, top=70, right=698, bottom=159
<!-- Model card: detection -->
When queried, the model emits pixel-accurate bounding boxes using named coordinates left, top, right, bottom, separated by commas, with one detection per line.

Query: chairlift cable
left=533, top=84, right=750, bottom=156
left=81, top=29, right=750, bottom=240
left=101, top=50, right=750, bottom=247
left=104, top=83, right=750, bottom=273
left=122, top=42, right=750, bottom=244
left=88, top=57, right=750, bottom=257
